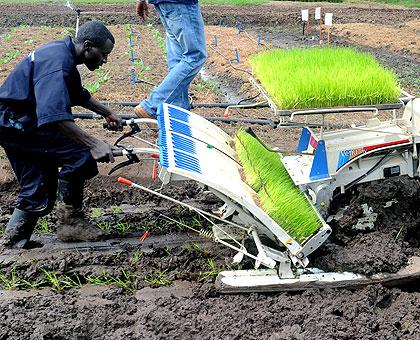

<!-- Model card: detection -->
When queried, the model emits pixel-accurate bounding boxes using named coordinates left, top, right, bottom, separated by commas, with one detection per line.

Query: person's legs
left=50, top=134, right=104, bottom=242
left=1, top=145, right=57, bottom=248
left=140, top=2, right=207, bottom=115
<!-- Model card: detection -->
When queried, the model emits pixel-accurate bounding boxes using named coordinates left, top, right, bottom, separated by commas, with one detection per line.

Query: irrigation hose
left=208, top=44, right=253, bottom=76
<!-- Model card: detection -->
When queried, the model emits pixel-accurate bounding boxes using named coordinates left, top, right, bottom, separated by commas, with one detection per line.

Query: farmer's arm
left=55, top=120, right=115, bottom=163
left=82, top=96, right=122, bottom=130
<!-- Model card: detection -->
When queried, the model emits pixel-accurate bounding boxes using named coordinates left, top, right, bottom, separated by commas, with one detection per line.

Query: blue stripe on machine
left=168, top=106, right=190, bottom=123
left=169, top=119, right=192, bottom=137
left=173, top=150, right=201, bottom=174
left=172, top=134, right=196, bottom=154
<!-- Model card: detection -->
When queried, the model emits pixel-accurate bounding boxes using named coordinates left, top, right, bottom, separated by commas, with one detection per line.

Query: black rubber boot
left=3, top=208, right=38, bottom=249
left=56, top=180, right=106, bottom=242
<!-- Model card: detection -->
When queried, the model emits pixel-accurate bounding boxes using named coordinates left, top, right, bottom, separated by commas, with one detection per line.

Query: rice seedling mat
left=250, top=47, right=404, bottom=116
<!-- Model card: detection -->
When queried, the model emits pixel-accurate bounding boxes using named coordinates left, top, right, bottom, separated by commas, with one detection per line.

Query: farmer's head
left=74, top=21, right=115, bottom=71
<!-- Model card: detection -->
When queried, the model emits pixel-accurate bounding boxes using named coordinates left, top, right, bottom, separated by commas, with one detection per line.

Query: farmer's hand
left=136, top=0, right=148, bottom=20
left=90, top=139, right=115, bottom=163
left=104, top=113, right=123, bottom=131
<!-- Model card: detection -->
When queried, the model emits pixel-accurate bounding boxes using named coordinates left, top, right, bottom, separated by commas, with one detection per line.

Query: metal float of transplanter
left=112, top=98, right=420, bottom=293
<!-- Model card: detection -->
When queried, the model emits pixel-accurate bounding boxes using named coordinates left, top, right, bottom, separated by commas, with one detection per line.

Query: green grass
left=235, top=129, right=321, bottom=243
left=361, top=0, right=420, bottom=7
left=251, top=47, right=400, bottom=110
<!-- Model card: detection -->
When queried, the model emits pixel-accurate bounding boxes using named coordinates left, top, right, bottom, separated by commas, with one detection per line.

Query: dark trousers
left=0, top=127, right=98, bottom=215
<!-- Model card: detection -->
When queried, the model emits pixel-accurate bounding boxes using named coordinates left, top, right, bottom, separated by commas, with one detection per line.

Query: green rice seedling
left=250, top=47, right=400, bottom=110
left=110, top=270, right=138, bottom=291
left=0, top=267, right=25, bottom=290
left=234, top=129, right=321, bottom=243
left=86, top=272, right=113, bottom=286
left=115, top=221, right=132, bottom=233
left=41, top=269, right=64, bottom=292
left=96, top=221, right=112, bottom=232
left=183, top=242, right=212, bottom=257
left=144, top=270, right=172, bottom=286
left=131, top=249, right=143, bottom=265
left=198, top=259, right=221, bottom=282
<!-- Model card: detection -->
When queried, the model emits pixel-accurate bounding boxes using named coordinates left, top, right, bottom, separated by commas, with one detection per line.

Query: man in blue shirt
left=134, top=0, right=207, bottom=118
left=0, top=21, right=121, bottom=248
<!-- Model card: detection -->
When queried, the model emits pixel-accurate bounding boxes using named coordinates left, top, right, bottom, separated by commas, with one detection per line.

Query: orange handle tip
left=117, top=177, right=133, bottom=186
left=140, top=230, right=149, bottom=242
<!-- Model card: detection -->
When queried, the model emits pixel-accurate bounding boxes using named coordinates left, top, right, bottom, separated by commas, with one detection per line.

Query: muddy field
left=0, top=2, right=419, bottom=339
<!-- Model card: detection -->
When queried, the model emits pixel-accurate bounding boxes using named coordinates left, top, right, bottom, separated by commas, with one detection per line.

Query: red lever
left=117, top=177, right=133, bottom=186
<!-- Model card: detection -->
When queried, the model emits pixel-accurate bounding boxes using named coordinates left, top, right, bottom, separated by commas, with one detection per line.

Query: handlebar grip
left=103, top=120, right=129, bottom=129
left=112, top=149, right=124, bottom=157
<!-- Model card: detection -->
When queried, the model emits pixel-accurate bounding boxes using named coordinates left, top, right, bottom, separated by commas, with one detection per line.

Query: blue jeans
left=141, top=2, right=208, bottom=116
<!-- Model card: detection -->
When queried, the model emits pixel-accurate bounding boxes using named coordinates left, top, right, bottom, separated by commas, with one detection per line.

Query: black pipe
left=99, top=101, right=269, bottom=109
left=72, top=112, right=279, bottom=127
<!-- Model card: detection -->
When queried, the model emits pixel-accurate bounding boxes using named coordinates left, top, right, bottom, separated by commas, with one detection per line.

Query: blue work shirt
left=0, top=36, right=90, bottom=132
left=148, top=0, right=198, bottom=4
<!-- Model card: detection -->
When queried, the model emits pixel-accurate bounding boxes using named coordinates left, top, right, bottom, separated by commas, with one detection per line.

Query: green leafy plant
left=146, top=23, right=166, bottom=55
left=250, top=47, right=400, bottom=109
left=0, top=50, right=20, bottom=66
left=110, top=205, right=123, bottom=214
left=90, top=207, right=103, bottom=218
left=133, top=58, right=151, bottom=81
left=36, top=217, right=53, bottom=234
left=235, top=129, right=321, bottom=243
left=84, top=67, right=109, bottom=94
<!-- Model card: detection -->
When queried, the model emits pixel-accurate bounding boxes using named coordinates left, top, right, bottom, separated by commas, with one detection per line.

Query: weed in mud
left=0, top=50, right=20, bottom=66
left=24, top=39, right=34, bottom=45
left=198, top=259, right=221, bottom=282
left=0, top=151, right=7, bottom=160
left=36, top=217, right=53, bottom=234
left=90, top=207, right=103, bottom=218
left=144, top=270, right=172, bottom=286
left=131, top=249, right=143, bottom=265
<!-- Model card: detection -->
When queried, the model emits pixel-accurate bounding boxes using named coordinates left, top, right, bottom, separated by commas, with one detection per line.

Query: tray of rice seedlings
left=250, top=47, right=400, bottom=110
left=234, top=128, right=322, bottom=244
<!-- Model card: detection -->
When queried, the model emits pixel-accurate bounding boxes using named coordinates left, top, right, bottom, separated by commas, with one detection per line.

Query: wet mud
left=0, top=2, right=419, bottom=339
